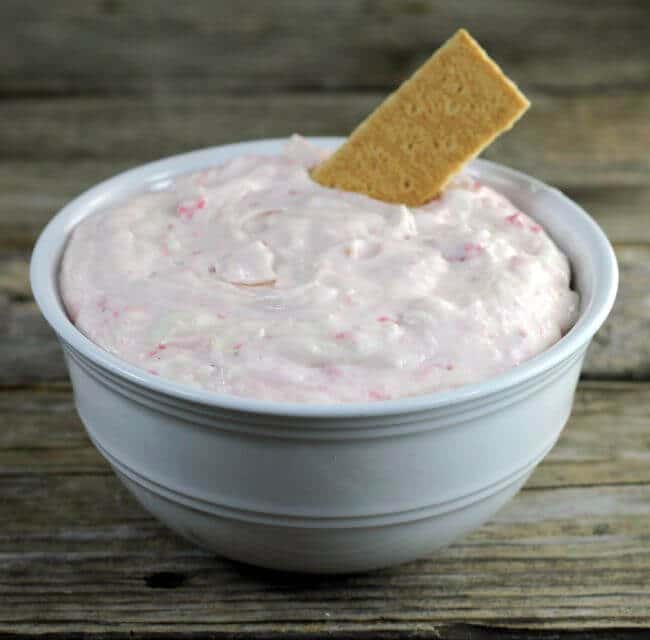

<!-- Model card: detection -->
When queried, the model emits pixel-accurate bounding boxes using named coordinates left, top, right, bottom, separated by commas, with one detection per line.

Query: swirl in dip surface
left=60, top=137, right=579, bottom=403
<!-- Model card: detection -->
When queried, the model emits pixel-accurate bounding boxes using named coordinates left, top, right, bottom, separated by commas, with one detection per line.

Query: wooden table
left=2, top=2, right=649, bottom=637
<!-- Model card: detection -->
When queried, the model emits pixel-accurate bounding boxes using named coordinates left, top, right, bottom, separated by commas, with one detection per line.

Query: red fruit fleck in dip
left=59, top=136, right=579, bottom=403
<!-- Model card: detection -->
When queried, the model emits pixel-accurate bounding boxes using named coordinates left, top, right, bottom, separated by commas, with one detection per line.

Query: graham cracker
left=311, top=29, right=530, bottom=206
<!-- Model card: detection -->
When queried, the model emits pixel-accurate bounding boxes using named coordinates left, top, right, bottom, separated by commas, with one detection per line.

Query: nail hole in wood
left=144, top=571, right=187, bottom=589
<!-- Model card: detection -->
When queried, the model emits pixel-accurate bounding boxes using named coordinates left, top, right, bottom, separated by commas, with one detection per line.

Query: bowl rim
left=30, top=136, right=619, bottom=419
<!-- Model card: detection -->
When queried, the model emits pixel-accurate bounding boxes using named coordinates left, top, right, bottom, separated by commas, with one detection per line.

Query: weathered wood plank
left=0, top=288, right=69, bottom=386
left=1, top=630, right=649, bottom=640
left=1, top=458, right=650, bottom=630
left=1, top=241, right=646, bottom=385
left=1, top=92, right=649, bottom=250
left=1, top=382, right=649, bottom=490
left=584, top=244, right=650, bottom=380
left=4, top=163, right=650, bottom=252
left=565, top=186, right=650, bottom=246
left=2, top=536, right=650, bottom=627
left=2, top=93, right=649, bottom=187
left=1, top=382, right=650, bottom=633
left=2, top=2, right=648, bottom=636
left=0, top=160, right=132, bottom=250
left=1, top=0, right=648, bottom=97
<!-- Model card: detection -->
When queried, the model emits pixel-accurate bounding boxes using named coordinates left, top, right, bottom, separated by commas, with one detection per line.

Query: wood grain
left=3, top=165, right=649, bottom=250
left=583, top=244, right=650, bottom=380
left=1, top=241, right=646, bottom=386
left=1, top=382, right=648, bottom=487
left=1, top=0, right=648, bottom=97
left=1, top=92, right=649, bottom=250
left=2, top=93, right=649, bottom=185
left=1, top=2, right=649, bottom=636
left=1, top=382, right=649, bottom=635
left=0, top=255, right=70, bottom=385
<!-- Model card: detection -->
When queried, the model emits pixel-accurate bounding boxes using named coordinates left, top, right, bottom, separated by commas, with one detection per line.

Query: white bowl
left=31, top=138, right=618, bottom=573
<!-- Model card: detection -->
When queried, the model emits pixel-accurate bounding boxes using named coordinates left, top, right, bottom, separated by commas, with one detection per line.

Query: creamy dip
left=60, top=136, right=579, bottom=403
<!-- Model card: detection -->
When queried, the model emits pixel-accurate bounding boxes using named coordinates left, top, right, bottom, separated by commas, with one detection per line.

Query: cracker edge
left=311, top=28, right=531, bottom=204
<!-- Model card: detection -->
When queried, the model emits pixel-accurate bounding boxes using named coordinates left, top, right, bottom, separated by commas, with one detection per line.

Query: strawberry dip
left=59, top=136, right=579, bottom=403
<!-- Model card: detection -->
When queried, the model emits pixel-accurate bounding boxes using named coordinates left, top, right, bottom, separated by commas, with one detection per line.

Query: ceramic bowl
left=30, top=138, right=618, bottom=573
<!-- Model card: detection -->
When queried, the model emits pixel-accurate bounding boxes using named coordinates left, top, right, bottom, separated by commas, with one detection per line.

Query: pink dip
left=60, top=136, right=579, bottom=403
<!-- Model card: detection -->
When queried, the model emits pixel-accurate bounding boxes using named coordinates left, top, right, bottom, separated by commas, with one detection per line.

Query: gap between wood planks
left=0, top=624, right=645, bottom=638
left=1, top=0, right=649, bottom=97
left=2, top=380, right=650, bottom=493
left=2, top=229, right=650, bottom=385
left=2, top=80, right=650, bottom=102
left=2, top=92, right=649, bottom=186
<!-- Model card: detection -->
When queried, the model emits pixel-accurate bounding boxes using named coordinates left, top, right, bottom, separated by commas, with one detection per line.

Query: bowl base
left=116, top=470, right=530, bottom=574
